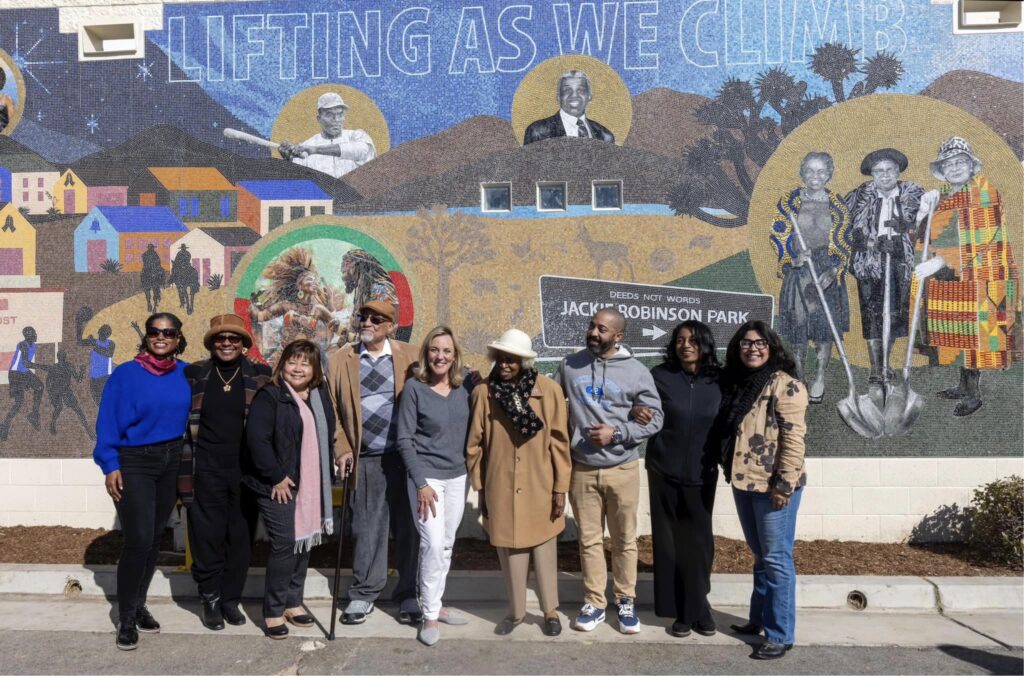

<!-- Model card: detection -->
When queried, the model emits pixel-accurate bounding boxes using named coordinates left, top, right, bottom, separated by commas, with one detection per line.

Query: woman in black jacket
left=641, top=320, right=722, bottom=638
left=244, top=340, right=336, bottom=639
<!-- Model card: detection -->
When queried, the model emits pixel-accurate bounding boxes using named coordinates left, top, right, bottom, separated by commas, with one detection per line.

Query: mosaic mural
left=0, top=0, right=1020, bottom=458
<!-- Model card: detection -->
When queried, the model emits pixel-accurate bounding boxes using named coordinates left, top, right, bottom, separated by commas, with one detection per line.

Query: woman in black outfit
left=642, top=320, right=722, bottom=638
left=244, top=339, right=336, bottom=639
left=183, top=314, right=271, bottom=631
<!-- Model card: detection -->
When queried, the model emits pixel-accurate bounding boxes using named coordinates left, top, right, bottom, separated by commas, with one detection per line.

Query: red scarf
left=134, top=351, right=177, bottom=376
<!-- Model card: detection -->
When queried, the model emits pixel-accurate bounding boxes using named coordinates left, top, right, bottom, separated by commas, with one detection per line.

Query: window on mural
left=592, top=181, right=623, bottom=210
left=537, top=182, right=567, bottom=212
left=481, top=183, right=511, bottom=213
left=220, top=196, right=231, bottom=218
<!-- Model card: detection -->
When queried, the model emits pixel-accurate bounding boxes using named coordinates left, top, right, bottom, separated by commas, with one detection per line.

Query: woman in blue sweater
left=93, top=313, right=190, bottom=651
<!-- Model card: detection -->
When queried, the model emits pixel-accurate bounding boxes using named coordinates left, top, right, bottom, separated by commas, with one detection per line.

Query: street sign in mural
left=539, top=275, right=774, bottom=351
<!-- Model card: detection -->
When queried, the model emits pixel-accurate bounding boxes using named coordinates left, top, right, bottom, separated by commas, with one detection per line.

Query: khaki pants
left=569, top=459, right=639, bottom=607
left=496, top=536, right=559, bottom=620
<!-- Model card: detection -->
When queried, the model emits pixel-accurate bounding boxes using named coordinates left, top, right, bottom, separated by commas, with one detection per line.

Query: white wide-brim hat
left=929, top=136, right=983, bottom=181
left=486, top=328, right=537, bottom=359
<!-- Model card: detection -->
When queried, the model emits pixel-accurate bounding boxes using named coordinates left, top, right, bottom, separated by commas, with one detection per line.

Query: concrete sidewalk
left=1, top=563, right=1020, bottom=611
left=2, top=594, right=1022, bottom=648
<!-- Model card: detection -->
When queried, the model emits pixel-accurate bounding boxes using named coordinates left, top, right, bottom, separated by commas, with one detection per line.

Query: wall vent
left=79, top=22, right=142, bottom=60
left=954, top=0, right=1023, bottom=33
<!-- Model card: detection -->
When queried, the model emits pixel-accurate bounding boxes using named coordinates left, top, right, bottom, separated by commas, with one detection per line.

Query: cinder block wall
left=3, top=457, right=1020, bottom=543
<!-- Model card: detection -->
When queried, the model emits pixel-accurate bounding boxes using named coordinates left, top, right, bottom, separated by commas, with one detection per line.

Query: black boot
left=953, top=369, right=982, bottom=417
left=200, top=592, right=225, bottom=631
left=937, top=368, right=968, bottom=400
left=221, top=604, right=247, bottom=626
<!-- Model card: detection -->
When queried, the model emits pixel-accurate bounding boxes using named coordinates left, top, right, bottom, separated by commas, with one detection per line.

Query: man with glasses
left=843, top=148, right=927, bottom=399
left=184, top=314, right=271, bottom=630
left=326, top=300, right=420, bottom=625
left=279, top=92, right=376, bottom=179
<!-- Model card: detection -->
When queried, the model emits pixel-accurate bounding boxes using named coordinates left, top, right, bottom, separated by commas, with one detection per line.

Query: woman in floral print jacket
left=717, top=320, right=808, bottom=661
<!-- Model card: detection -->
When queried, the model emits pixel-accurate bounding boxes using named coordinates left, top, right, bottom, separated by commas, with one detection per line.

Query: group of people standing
left=94, top=298, right=808, bottom=661
left=90, top=133, right=1013, bottom=660
left=771, top=136, right=1018, bottom=414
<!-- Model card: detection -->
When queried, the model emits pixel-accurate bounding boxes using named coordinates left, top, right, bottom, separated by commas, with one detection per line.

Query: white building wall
left=4, top=457, right=1021, bottom=542
left=176, top=230, right=226, bottom=280
left=259, top=199, right=334, bottom=235
left=11, top=172, right=59, bottom=214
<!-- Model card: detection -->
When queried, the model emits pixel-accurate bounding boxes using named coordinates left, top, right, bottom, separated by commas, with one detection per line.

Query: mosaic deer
left=576, top=225, right=635, bottom=281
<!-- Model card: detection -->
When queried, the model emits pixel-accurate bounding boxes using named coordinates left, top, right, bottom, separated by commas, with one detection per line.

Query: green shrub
left=966, top=475, right=1023, bottom=566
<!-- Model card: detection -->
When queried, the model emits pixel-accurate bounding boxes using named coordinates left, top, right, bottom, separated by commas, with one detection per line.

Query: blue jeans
left=732, top=487, right=802, bottom=644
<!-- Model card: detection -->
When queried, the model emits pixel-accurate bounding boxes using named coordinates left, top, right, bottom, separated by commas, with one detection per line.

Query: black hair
left=663, top=320, right=719, bottom=373
left=271, top=339, right=324, bottom=389
left=138, top=312, right=188, bottom=355
left=723, top=320, right=798, bottom=379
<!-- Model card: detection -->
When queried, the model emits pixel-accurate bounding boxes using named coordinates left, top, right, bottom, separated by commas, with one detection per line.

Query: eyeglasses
left=871, top=167, right=899, bottom=176
left=357, top=313, right=390, bottom=326
left=739, top=338, right=769, bottom=350
left=941, top=157, right=972, bottom=170
left=213, top=334, right=243, bottom=344
left=147, top=327, right=180, bottom=339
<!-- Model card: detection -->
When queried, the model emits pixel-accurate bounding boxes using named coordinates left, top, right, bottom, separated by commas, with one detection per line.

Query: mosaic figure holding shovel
left=843, top=148, right=926, bottom=403
left=919, top=137, right=1020, bottom=417
left=770, top=152, right=853, bottom=404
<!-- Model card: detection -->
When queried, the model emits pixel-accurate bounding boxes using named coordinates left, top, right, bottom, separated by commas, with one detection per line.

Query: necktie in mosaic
left=576, top=118, right=590, bottom=138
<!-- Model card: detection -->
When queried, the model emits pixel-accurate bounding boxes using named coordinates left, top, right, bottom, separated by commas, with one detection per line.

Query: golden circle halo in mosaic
left=0, top=48, right=26, bottom=136
left=748, top=93, right=1023, bottom=367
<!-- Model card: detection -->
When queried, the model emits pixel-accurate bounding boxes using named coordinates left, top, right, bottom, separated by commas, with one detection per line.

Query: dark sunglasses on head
left=213, top=333, right=243, bottom=344
left=147, top=327, right=180, bottom=339
left=357, top=313, right=390, bottom=326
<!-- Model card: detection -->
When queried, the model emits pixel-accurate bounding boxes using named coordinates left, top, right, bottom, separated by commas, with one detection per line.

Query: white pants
left=409, top=474, right=467, bottom=620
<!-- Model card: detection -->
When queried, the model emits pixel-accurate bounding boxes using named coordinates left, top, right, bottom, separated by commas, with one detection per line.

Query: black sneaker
left=116, top=620, right=139, bottom=651
left=671, top=621, right=691, bottom=637
left=135, top=606, right=160, bottom=633
left=694, top=620, right=717, bottom=636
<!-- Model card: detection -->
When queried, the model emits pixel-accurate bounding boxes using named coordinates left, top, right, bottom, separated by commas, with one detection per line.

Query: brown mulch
left=0, top=526, right=1019, bottom=577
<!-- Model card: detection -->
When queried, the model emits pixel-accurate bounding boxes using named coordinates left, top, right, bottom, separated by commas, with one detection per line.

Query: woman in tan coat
left=466, top=328, right=571, bottom=637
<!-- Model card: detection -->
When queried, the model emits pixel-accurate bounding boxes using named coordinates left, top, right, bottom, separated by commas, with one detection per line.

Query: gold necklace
left=215, top=366, right=241, bottom=392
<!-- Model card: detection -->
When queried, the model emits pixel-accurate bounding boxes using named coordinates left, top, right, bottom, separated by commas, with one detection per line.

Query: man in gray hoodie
left=554, top=308, right=663, bottom=634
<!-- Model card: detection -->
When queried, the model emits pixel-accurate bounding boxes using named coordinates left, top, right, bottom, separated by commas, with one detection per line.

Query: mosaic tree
left=670, top=43, right=905, bottom=228
left=406, top=205, right=495, bottom=325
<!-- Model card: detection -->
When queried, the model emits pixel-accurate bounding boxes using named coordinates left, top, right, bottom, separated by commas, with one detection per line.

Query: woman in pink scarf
left=244, top=340, right=336, bottom=638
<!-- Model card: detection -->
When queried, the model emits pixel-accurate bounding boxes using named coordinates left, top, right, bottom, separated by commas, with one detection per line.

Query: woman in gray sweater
left=396, top=326, right=472, bottom=646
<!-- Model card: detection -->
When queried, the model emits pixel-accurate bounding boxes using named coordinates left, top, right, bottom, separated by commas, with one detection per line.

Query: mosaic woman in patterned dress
left=770, top=152, right=852, bottom=403
left=919, top=137, right=1020, bottom=417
